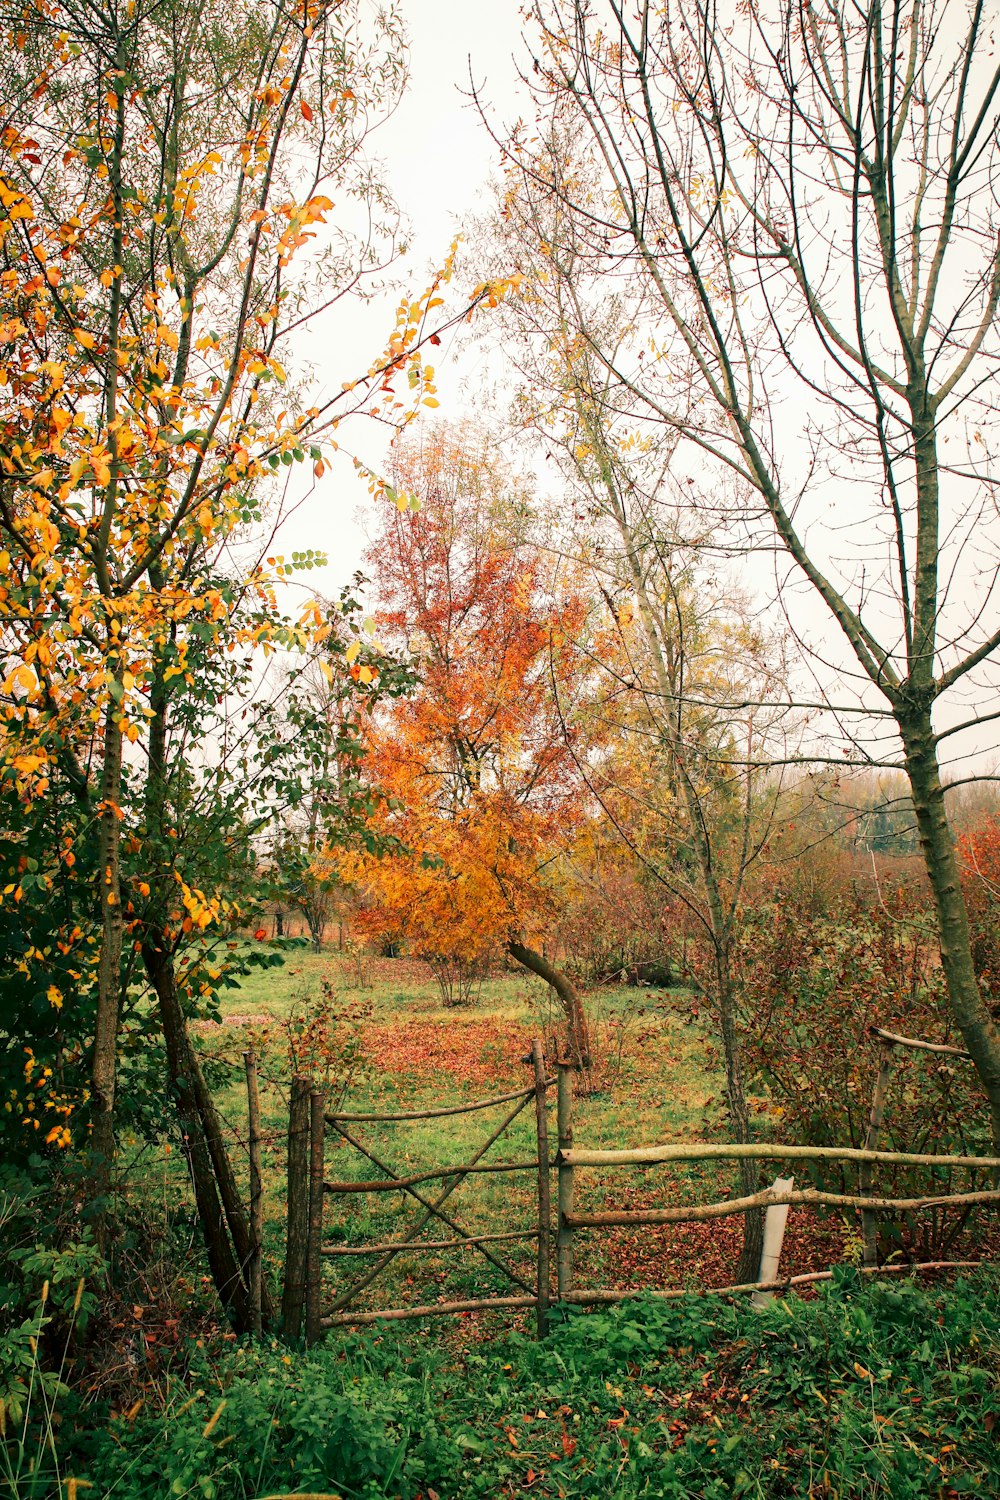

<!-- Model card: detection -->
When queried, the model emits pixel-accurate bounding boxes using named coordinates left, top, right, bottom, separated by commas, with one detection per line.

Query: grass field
left=168, top=944, right=847, bottom=1331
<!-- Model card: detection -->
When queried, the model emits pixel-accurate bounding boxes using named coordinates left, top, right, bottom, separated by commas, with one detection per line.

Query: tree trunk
left=716, top=945, right=764, bottom=1283
left=90, top=699, right=125, bottom=1216
left=143, top=927, right=276, bottom=1326
left=508, top=940, right=591, bottom=1069
left=901, top=707, right=1000, bottom=1150
left=142, top=665, right=274, bottom=1327
left=143, top=939, right=253, bottom=1331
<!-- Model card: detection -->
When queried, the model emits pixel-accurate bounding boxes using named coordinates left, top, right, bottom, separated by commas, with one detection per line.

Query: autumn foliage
left=343, top=427, right=588, bottom=1019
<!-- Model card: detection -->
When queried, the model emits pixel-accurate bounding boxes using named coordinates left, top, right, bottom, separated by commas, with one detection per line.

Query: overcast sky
left=275, top=2, right=529, bottom=592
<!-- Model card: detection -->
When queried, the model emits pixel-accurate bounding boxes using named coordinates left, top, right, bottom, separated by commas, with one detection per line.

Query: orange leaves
left=347, top=427, right=587, bottom=969
left=0, top=175, right=34, bottom=227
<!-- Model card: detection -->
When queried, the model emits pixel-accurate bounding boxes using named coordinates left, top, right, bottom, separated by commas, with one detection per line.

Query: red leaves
left=359, top=1013, right=535, bottom=1089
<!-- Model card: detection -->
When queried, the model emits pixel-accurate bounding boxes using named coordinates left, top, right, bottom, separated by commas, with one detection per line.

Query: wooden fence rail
left=283, top=1047, right=997, bottom=1344
left=560, top=1143, right=1000, bottom=1170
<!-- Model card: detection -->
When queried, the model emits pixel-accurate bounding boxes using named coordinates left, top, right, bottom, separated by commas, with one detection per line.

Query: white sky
left=276, top=1, right=529, bottom=595
left=267, top=1, right=999, bottom=781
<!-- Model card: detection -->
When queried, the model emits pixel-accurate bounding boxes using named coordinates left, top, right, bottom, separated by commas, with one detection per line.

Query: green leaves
left=63, top=1275, right=1000, bottom=1500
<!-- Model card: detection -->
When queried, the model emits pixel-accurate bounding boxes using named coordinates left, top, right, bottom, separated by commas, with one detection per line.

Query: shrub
left=60, top=1273, right=1000, bottom=1500
left=734, top=894, right=990, bottom=1257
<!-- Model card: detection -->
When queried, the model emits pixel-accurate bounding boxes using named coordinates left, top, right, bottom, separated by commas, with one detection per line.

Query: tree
left=344, top=424, right=593, bottom=1060
left=267, top=609, right=413, bottom=951
left=508, top=0, right=1000, bottom=1144
left=0, top=0, right=491, bottom=1223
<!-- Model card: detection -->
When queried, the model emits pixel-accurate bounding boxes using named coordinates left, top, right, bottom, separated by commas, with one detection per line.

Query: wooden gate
left=283, top=1040, right=554, bottom=1341
left=280, top=1028, right=998, bottom=1345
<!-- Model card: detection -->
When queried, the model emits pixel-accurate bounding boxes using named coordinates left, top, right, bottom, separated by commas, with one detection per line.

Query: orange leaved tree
left=344, top=425, right=592, bottom=1062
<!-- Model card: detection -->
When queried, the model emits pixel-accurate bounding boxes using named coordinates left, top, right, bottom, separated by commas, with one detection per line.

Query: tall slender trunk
left=590, top=443, right=763, bottom=1275
left=90, top=697, right=125, bottom=1212
left=143, top=939, right=253, bottom=1330
left=716, top=942, right=764, bottom=1283
left=142, top=658, right=274, bottom=1326
left=900, top=707, right=1000, bottom=1150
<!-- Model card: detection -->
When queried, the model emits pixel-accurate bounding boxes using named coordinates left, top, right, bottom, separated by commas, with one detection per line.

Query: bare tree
left=505, top=0, right=1000, bottom=1144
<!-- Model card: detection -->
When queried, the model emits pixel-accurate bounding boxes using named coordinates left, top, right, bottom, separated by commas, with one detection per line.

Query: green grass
left=169, top=948, right=741, bottom=1321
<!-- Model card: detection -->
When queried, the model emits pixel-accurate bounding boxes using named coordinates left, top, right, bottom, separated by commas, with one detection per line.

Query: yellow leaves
left=3, top=665, right=38, bottom=697
left=46, top=984, right=63, bottom=1010
left=345, top=641, right=361, bottom=664
left=177, top=874, right=227, bottom=932
left=0, top=176, right=34, bottom=222
left=74, top=329, right=96, bottom=350
left=319, top=659, right=334, bottom=685
left=470, top=273, right=523, bottom=311
left=156, top=324, right=179, bottom=351
left=90, top=446, right=111, bottom=487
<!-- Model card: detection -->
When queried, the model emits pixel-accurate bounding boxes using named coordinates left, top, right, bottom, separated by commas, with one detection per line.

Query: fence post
left=243, top=1049, right=263, bottom=1337
left=751, top=1175, right=794, bottom=1309
left=557, top=1062, right=575, bottom=1302
left=305, top=1086, right=326, bottom=1345
left=531, top=1040, right=551, bottom=1336
left=282, top=1075, right=311, bottom=1341
left=861, top=1041, right=897, bottom=1268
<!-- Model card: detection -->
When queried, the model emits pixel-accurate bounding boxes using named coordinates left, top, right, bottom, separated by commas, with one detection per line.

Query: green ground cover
left=52, top=1272, right=1000, bottom=1498
left=7, top=951, right=999, bottom=1500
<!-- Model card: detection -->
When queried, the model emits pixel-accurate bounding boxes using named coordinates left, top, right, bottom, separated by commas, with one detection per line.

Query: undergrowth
left=27, top=1269, right=1000, bottom=1499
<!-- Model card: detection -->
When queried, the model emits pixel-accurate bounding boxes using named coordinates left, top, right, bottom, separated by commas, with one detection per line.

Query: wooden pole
left=562, top=1259, right=985, bottom=1306
left=328, top=1083, right=542, bottom=1124
left=322, top=1229, right=538, bottom=1256
left=565, top=1185, right=1000, bottom=1228
left=531, top=1040, right=551, bottom=1336
left=563, top=1142, right=1000, bottom=1170
left=243, top=1049, right=263, bottom=1337
left=751, top=1174, right=794, bottom=1310
left=557, top=1063, right=574, bottom=1302
left=323, top=1158, right=540, bottom=1193
left=861, top=1042, right=897, bottom=1268
left=869, top=1026, right=971, bottom=1058
left=282, top=1075, right=310, bottom=1341
left=305, top=1086, right=326, bottom=1346
left=322, top=1294, right=540, bottom=1328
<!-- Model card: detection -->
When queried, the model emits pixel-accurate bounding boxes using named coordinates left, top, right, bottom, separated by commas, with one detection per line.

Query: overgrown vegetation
left=5, top=0, right=1000, bottom=1492
left=9, top=1274, right=999, bottom=1498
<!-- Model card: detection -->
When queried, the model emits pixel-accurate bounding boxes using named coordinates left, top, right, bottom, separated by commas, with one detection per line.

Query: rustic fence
left=280, top=1032, right=1000, bottom=1343
left=282, top=1040, right=555, bottom=1339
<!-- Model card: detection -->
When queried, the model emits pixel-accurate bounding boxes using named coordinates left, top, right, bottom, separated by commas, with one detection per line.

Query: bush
left=58, top=1273, right=1000, bottom=1499
left=734, top=894, right=991, bottom=1257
